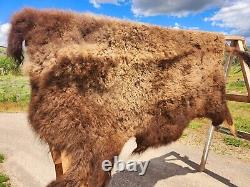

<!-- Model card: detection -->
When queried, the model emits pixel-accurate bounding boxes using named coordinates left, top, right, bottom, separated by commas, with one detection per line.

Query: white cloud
left=0, top=23, right=10, bottom=47
left=131, top=0, right=224, bottom=17
left=206, top=0, right=250, bottom=41
left=90, top=0, right=125, bottom=8
left=172, top=22, right=199, bottom=30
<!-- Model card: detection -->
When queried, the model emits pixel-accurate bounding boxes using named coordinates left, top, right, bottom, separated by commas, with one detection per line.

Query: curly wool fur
left=8, top=8, right=233, bottom=187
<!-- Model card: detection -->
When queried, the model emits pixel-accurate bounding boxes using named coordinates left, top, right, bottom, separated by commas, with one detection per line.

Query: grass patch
left=223, top=135, right=250, bottom=149
left=228, top=101, right=250, bottom=133
left=0, top=75, right=30, bottom=102
left=0, top=153, right=10, bottom=187
left=0, top=75, right=30, bottom=111
left=189, top=120, right=203, bottom=129
left=0, top=154, right=4, bottom=163
left=226, top=65, right=248, bottom=94
left=227, top=80, right=246, bottom=93
left=0, top=174, right=9, bottom=183
left=0, top=55, right=19, bottom=75
left=0, top=173, right=9, bottom=187
left=234, top=116, right=250, bottom=133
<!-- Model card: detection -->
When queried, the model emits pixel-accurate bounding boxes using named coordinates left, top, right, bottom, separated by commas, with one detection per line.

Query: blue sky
left=0, top=0, right=250, bottom=46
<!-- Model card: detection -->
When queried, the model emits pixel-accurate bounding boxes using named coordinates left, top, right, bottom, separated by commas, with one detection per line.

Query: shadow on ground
left=108, top=151, right=237, bottom=187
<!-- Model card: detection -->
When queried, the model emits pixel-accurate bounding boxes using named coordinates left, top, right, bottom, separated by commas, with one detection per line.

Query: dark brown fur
left=8, top=8, right=233, bottom=187
left=238, top=51, right=250, bottom=66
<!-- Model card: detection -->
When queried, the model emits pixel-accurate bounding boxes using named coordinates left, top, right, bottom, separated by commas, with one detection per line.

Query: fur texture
left=8, top=8, right=233, bottom=187
left=225, top=45, right=250, bottom=66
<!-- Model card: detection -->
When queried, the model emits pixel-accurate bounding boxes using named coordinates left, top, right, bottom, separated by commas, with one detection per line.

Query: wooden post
left=238, top=41, right=250, bottom=97
left=199, top=125, right=215, bottom=171
left=224, top=41, right=237, bottom=79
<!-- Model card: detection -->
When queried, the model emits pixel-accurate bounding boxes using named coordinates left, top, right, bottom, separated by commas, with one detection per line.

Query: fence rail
left=216, top=127, right=250, bottom=141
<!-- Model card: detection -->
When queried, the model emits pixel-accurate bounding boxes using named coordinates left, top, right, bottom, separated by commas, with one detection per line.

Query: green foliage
left=223, top=135, right=250, bottom=148
left=189, top=120, right=202, bottom=129
left=0, top=173, right=9, bottom=187
left=0, top=56, right=19, bottom=75
left=0, top=75, right=30, bottom=103
left=228, top=101, right=250, bottom=133
left=0, top=152, right=10, bottom=187
left=0, top=174, right=9, bottom=183
left=0, top=154, right=4, bottom=163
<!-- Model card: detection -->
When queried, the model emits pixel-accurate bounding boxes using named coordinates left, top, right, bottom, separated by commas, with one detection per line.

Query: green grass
left=226, top=65, right=248, bottom=94
left=234, top=116, right=250, bottom=133
left=228, top=101, right=250, bottom=133
left=0, top=56, right=19, bottom=75
left=0, top=153, right=10, bottom=187
left=223, top=135, right=250, bottom=149
left=189, top=119, right=203, bottom=129
left=0, top=154, right=4, bottom=163
left=0, top=75, right=30, bottom=112
left=227, top=80, right=246, bottom=93
left=0, top=173, right=9, bottom=187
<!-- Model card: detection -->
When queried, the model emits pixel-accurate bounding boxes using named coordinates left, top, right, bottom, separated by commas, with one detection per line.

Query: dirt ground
left=0, top=113, right=250, bottom=187
left=179, top=122, right=250, bottom=162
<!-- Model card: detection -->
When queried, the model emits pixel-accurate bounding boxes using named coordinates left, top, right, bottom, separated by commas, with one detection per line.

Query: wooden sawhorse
left=199, top=35, right=250, bottom=171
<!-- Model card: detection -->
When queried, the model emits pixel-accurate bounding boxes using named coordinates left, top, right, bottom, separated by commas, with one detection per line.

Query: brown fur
left=225, top=45, right=250, bottom=66
left=8, top=8, right=233, bottom=187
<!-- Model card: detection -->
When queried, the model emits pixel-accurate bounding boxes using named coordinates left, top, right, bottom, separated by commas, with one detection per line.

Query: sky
left=0, top=0, right=250, bottom=46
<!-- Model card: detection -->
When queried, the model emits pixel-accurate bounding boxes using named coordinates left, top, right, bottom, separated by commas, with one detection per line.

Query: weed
left=0, top=154, right=4, bottom=163
left=0, top=173, right=9, bottom=187
left=223, top=135, right=250, bottom=148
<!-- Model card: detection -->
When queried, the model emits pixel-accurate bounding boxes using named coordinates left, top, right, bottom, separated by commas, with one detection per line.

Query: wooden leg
left=61, top=151, right=71, bottom=173
left=49, top=146, right=63, bottom=179
left=199, top=125, right=215, bottom=172
left=55, top=163, right=63, bottom=178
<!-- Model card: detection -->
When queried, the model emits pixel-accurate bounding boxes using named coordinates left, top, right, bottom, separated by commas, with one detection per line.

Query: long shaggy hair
left=8, top=8, right=235, bottom=187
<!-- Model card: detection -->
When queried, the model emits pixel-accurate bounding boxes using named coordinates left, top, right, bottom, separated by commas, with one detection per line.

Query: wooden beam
left=61, top=151, right=71, bottom=173
left=224, top=41, right=237, bottom=79
left=224, top=54, right=233, bottom=80
left=226, top=94, right=250, bottom=103
left=54, top=163, right=63, bottom=179
left=50, top=147, right=62, bottom=165
left=225, top=35, right=245, bottom=41
left=237, top=41, right=250, bottom=98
